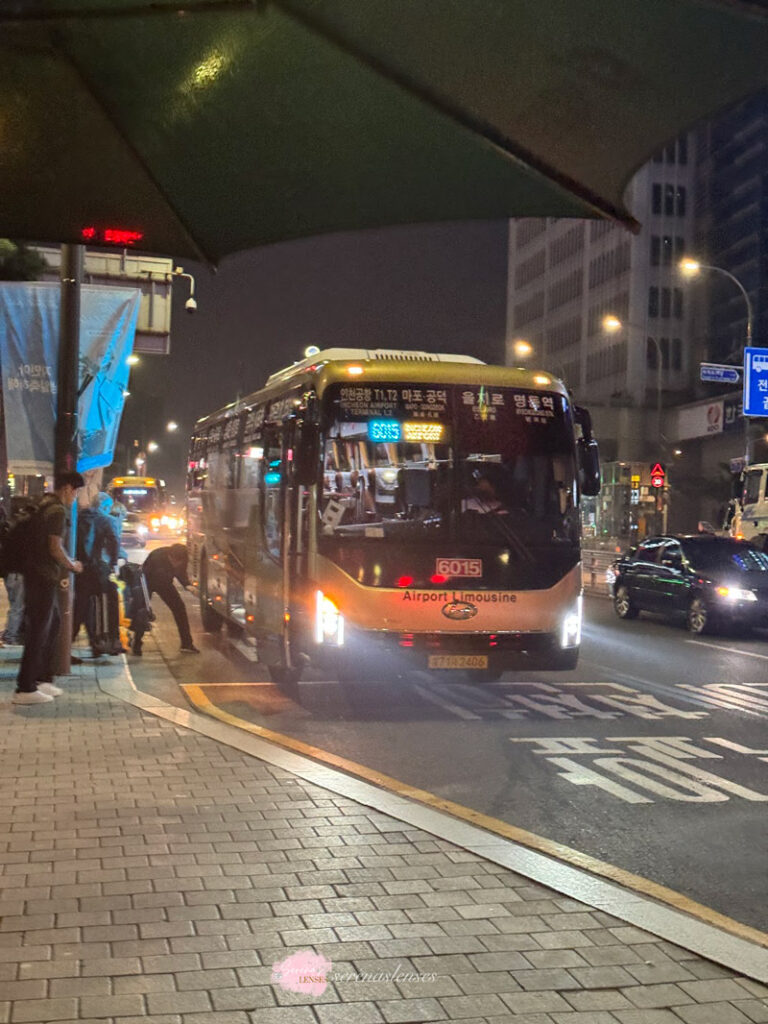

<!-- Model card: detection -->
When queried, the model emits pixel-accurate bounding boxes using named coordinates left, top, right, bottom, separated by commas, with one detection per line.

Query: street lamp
left=166, top=420, right=179, bottom=433
left=126, top=354, right=140, bottom=366
left=511, top=338, right=533, bottom=361
left=679, top=256, right=754, bottom=459
left=602, top=314, right=663, bottom=441
left=147, top=441, right=159, bottom=453
left=678, top=257, right=753, bottom=348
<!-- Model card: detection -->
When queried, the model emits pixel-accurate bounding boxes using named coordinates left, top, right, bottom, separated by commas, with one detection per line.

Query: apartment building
left=506, top=135, right=695, bottom=464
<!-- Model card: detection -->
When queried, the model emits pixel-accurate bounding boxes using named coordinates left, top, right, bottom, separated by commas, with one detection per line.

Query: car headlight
left=715, top=585, right=757, bottom=602
left=137, top=525, right=148, bottom=536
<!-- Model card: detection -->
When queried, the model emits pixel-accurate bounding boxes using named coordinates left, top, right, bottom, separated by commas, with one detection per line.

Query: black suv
left=611, top=534, right=768, bottom=635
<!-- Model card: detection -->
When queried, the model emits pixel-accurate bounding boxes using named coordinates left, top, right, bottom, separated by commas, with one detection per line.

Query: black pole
left=54, top=243, right=83, bottom=676
left=55, top=244, right=82, bottom=472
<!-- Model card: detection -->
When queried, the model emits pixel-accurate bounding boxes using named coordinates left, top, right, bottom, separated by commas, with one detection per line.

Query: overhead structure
left=2, top=0, right=768, bottom=262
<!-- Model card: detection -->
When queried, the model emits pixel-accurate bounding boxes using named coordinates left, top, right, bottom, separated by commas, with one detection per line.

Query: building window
left=673, top=288, right=683, bottom=319
left=661, top=288, right=671, bottom=318
left=650, top=236, right=660, bottom=266
left=655, top=184, right=687, bottom=216
left=672, top=338, right=682, bottom=371
left=647, top=338, right=658, bottom=370
left=649, top=286, right=659, bottom=317
left=660, top=338, right=670, bottom=370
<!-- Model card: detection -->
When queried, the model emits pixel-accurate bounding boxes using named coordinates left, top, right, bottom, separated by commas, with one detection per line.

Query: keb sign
left=743, top=347, right=768, bottom=417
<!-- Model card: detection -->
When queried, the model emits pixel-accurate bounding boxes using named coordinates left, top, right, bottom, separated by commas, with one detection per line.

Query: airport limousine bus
left=187, top=349, right=600, bottom=688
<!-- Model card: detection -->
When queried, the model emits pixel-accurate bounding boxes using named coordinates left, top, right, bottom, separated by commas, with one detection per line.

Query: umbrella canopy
left=2, top=0, right=768, bottom=263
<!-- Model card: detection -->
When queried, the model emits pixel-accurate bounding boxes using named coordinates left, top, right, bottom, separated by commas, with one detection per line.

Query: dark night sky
left=122, top=220, right=509, bottom=491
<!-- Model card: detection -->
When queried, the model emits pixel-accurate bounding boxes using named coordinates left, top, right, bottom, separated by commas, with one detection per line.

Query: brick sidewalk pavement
left=1, top=651, right=767, bottom=1024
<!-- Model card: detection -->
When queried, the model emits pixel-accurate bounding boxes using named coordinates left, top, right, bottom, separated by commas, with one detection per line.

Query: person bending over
left=132, top=543, right=199, bottom=655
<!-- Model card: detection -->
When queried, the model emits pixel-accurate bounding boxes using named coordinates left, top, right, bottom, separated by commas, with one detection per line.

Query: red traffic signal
left=650, top=462, right=666, bottom=488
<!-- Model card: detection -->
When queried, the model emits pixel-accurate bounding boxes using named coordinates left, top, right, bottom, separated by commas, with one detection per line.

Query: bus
left=107, top=476, right=185, bottom=543
left=187, top=348, right=600, bottom=688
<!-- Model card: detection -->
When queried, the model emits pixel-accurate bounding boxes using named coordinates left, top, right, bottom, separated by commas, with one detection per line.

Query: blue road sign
left=745, top=350, right=768, bottom=417
left=700, top=362, right=740, bottom=384
left=743, top=347, right=768, bottom=417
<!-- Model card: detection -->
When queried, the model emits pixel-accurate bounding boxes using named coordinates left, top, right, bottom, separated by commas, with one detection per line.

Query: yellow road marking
left=180, top=681, right=273, bottom=687
left=183, top=683, right=768, bottom=950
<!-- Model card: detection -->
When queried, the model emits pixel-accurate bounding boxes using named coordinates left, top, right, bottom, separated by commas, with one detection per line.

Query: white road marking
left=686, top=639, right=768, bottom=660
left=411, top=682, right=481, bottom=719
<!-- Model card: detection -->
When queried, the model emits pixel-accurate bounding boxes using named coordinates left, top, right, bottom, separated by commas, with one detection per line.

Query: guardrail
left=581, top=549, right=616, bottom=597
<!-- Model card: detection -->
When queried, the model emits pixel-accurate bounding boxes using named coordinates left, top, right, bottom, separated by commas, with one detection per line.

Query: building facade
left=507, top=100, right=768, bottom=538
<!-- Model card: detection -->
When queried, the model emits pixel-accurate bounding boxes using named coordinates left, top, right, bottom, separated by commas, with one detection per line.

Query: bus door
left=252, top=417, right=311, bottom=662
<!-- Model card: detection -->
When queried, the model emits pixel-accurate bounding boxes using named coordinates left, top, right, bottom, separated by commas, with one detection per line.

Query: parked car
left=611, top=534, right=768, bottom=635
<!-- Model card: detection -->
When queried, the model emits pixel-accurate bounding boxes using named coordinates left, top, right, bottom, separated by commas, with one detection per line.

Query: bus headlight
left=315, top=590, right=344, bottom=646
left=561, top=595, right=582, bottom=648
left=137, top=524, right=148, bottom=537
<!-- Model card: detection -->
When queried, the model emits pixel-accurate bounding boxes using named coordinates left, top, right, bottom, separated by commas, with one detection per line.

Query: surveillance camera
left=185, top=297, right=197, bottom=314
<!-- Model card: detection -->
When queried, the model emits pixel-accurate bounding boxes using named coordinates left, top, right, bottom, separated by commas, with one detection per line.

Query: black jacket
left=143, top=547, right=190, bottom=590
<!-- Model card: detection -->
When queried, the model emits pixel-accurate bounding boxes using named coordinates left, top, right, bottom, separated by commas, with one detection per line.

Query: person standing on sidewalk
left=13, top=471, right=84, bottom=705
left=72, top=493, right=122, bottom=656
left=131, top=543, right=199, bottom=655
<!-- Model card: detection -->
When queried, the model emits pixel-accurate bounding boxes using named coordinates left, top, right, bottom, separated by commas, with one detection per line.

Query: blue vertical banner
left=0, top=282, right=140, bottom=475
left=742, top=346, right=768, bottom=418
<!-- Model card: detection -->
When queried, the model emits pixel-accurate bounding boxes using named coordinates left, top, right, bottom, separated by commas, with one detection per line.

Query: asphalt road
left=129, top=574, right=768, bottom=936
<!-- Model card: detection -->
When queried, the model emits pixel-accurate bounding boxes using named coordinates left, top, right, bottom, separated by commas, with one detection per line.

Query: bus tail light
left=315, top=591, right=344, bottom=646
left=561, top=595, right=582, bottom=648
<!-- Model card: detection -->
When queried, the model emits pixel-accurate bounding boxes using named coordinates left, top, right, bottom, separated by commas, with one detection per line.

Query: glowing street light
left=126, top=354, right=140, bottom=366
left=166, top=420, right=179, bottom=433
left=512, top=338, right=533, bottom=360
left=678, top=256, right=753, bottom=344
left=147, top=441, right=159, bottom=453
left=602, top=314, right=663, bottom=441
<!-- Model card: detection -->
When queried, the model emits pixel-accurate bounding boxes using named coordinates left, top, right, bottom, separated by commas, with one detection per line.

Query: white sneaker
left=37, top=682, right=63, bottom=697
left=12, top=690, right=54, bottom=705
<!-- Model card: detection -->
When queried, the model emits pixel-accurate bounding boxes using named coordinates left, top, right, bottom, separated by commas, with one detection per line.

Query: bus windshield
left=111, top=484, right=161, bottom=513
left=320, top=383, right=578, bottom=546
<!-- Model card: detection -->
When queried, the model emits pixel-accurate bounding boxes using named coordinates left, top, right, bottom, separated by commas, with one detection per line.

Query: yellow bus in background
left=107, top=476, right=185, bottom=544
left=187, top=348, right=600, bottom=690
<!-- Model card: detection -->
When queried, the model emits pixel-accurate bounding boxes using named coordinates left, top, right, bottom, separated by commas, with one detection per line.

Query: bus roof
left=194, top=348, right=569, bottom=429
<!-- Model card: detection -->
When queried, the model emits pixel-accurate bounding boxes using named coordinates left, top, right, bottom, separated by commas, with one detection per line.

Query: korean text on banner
left=0, top=282, right=140, bottom=475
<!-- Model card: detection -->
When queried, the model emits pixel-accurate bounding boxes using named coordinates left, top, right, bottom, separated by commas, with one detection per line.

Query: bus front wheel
left=199, top=558, right=223, bottom=633
left=268, top=663, right=302, bottom=697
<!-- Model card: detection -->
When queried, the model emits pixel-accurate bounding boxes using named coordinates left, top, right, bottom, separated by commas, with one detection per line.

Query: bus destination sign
left=337, top=383, right=448, bottom=420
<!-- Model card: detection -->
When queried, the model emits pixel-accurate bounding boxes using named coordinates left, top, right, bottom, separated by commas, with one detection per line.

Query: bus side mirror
left=294, top=421, right=320, bottom=485
left=578, top=439, right=601, bottom=496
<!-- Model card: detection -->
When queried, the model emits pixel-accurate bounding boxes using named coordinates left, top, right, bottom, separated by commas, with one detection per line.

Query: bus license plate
left=428, top=655, right=488, bottom=670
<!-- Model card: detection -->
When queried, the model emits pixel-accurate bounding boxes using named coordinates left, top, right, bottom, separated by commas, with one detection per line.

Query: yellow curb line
left=183, top=683, right=768, bottom=951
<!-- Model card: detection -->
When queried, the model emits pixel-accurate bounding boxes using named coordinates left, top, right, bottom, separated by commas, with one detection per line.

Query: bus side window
left=240, top=443, right=263, bottom=490
left=209, top=448, right=236, bottom=489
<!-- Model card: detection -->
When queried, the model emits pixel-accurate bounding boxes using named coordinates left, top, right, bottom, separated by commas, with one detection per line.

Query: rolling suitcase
left=119, top=562, right=155, bottom=634
left=88, top=591, right=111, bottom=656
